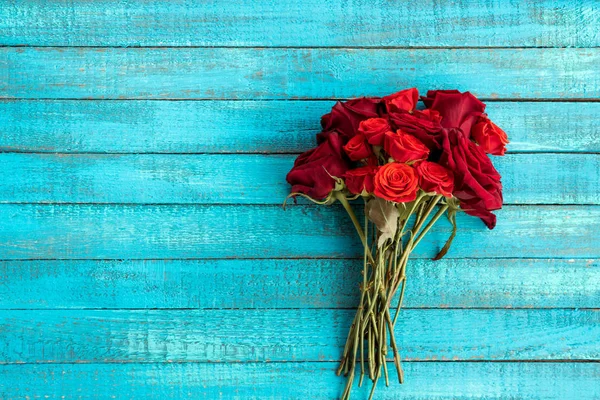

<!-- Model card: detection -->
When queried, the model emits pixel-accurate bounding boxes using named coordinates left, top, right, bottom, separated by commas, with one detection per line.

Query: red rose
left=388, top=109, right=444, bottom=150
left=382, top=88, right=419, bottom=114
left=384, top=130, right=430, bottom=163
left=374, top=163, right=419, bottom=203
left=344, top=166, right=378, bottom=195
left=471, top=116, right=509, bottom=156
left=286, top=132, right=350, bottom=199
left=415, top=161, right=454, bottom=197
left=440, top=129, right=503, bottom=229
left=343, top=134, right=372, bottom=161
left=358, top=117, right=390, bottom=146
left=422, top=90, right=486, bottom=136
left=421, top=90, right=462, bottom=107
left=318, top=97, right=381, bottom=144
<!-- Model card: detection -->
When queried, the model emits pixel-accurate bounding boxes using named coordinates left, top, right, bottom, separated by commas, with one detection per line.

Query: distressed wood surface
left=2, top=309, right=599, bottom=363
left=2, top=362, right=599, bottom=400
left=2, top=48, right=599, bottom=100
left=1, top=0, right=598, bottom=48
left=1, top=258, right=597, bottom=310
left=0, top=204, right=598, bottom=260
left=1, top=153, right=598, bottom=205
left=1, top=1, right=599, bottom=398
left=2, top=100, right=599, bottom=154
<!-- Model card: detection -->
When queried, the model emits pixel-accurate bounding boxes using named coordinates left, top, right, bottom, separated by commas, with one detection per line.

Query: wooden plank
left=0, top=204, right=597, bottom=260
left=1, top=309, right=599, bottom=363
left=1, top=362, right=599, bottom=399
left=1, top=153, right=598, bottom=205
left=0, top=258, right=597, bottom=310
left=2, top=48, right=599, bottom=100
left=2, top=100, right=599, bottom=154
left=1, top=1, right=598, bottom=47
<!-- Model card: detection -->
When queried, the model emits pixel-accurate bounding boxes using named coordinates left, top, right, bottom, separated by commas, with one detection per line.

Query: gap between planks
left=2, top=98, right=600, bottom=102
left=1, top=360, right=599, bottom=366
left=0, top=202, right=597, bottom=206
left=0, top=307, right=598, bottom=311
left=1, top=45, right=597, bottom=50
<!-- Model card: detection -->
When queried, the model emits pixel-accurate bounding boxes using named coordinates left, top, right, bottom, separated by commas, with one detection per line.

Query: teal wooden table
left=1, top=1, right=599, bottom=398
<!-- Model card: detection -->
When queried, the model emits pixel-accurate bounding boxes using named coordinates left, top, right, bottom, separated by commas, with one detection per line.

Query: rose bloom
left=389, top=109, right=444, bottom=150
left=422, top=90, right=486, bottom=136
left=374, top=163, right=419, bottom=203
left=415, top=161, right=454, bottom=197
left=358, top=117, right=390, bottom=146
left=471, top=116, right=509, bottom=156
left=382, top=87, right=419, bottom=114
left=318, top=97, right=381, bottom=144
left=286, top=132, right=349, bottom=199
left=343, top=133, right=372, bottom=161
left=344, top=166, right=378, bottom=195
left=384, top=130, right=430, bottom=163
left=440, top=129, right=503, bottom=229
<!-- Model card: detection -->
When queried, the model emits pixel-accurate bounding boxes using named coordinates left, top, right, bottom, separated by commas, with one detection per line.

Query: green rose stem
left=335, top=191, right=377, bottom=399
left=336, top=192, right=451, bottom=400
left=413, top=203, right=450, bottom=248
left=389, top=196, right=443, bottom=324
left=333, top=192, right=375, bottom=265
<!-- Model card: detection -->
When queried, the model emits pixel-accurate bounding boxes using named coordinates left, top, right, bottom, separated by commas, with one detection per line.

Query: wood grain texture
left=1, top=309, right=600, bottom=363
left=1, top=258, right=597, bottom=310
left=1, top=1, right=599, bottom=397
left=2, top=48, right=599, bottom=99
left=1, top=101, right=600, bottom=154
left=0, top=204, right=598, bottom=260
left=2, top=362, right=599, bottom=400
left=1, top=0, right=598, bottom=48
left=1, top=153, right=598, bottom=205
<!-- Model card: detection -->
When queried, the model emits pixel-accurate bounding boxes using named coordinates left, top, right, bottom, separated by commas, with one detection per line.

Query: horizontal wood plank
left=1, top=362, right=599, bottom=399
left=1, top=153, right=598, bottom=205
left=2, top=48, right=599, bottom=99
left=1, top=258, right=597, bottom=309
left=1, top=1, right=598, bottom=48
left=0, top=204, right=598, bottom=260
left=1, top=309, right=599, bottom=363
left=2, top=100, right=599, bottom=154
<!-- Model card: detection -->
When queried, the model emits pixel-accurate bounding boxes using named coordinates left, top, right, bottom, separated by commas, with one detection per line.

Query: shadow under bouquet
left=285, top=89, right=508, bottom=399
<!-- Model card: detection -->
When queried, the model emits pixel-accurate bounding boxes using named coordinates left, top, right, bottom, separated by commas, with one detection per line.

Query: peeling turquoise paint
left=0, top=1, right=598, bottom=398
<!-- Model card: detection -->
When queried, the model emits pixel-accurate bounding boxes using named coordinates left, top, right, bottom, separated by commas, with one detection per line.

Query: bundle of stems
left=334, top=192, right=453, bottom=400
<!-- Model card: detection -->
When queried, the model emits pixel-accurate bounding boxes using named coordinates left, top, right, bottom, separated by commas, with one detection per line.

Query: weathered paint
left=0, top=259, right=597, bottom=309
left=1, top=309, right=599, bottom=363
left=1, top=48, right=599, bottom=99
left=0, top=153, right=598, bottom=204
left=2, top=101, right=599, bottom=154
left=0, top=204, right=598, bottom=260
left=1, top=0, right=598, bottom=47
left=1, top=1, right=599, bottom=398
left=2, top=362, right=599, bottom=399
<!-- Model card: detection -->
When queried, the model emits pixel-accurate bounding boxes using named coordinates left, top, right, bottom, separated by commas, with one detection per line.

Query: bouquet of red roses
left=285, top=88, right=508, bottom=399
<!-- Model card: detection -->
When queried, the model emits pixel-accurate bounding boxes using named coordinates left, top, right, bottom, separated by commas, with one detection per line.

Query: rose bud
left=344, top=166, right=378, bottom=195
left=373, top=163, right=419, bottom=203
left=286, top=132, right=349, bottom=200
left=343, top=134, right=372, bottom=161
left=415, top=161, right=454, bottom=197
left=471, top=116, right=509, bottom=156
left=358, top=118, right=391, bottom=146
left=384, top=130, right=430, bottom=163
left=382, top=87, right=419, bottom=114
